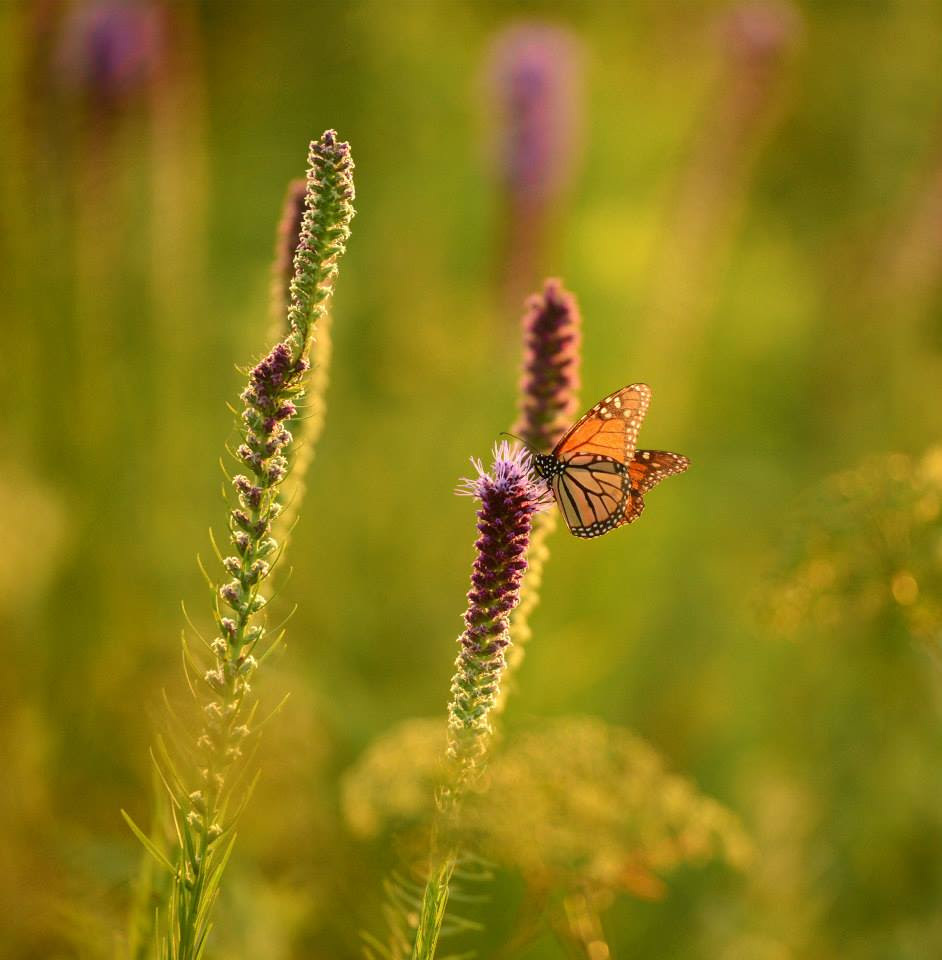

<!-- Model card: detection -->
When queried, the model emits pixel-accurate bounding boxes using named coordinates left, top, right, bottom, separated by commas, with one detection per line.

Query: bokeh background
left=4, top=1, right=942, bottom=957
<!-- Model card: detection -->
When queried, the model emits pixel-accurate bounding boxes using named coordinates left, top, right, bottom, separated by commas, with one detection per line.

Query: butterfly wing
left=629, top=450, right=690, bottom=492
left=552, top=454, right=630, bottom=539
left=615, top=449, right=690, bottom=528
left=553, top=383, right=651, bottom=464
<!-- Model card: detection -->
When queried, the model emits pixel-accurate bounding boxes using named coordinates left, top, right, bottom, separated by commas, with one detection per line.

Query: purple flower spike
left=513, top=278, right=582, bottom=454
left=448, top=443, right=546, bottom=791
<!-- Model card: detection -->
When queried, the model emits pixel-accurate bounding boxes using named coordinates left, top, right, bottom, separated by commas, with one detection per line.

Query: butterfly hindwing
left=620, top=492, right=645, bottom=527
left=628, top=450, right=690, bottom=493
left=554, top=383, right=651, bottom=463
left=552, top=455, right=630, bottom=539
left=615, top=450, right=690, bottom=529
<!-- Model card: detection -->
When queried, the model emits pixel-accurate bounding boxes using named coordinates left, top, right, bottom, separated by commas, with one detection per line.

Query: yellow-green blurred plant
left=769, top=447, right=942, bottom=651
left=641, top=0, right=801, bottom=428
left=344, top=715, right=751, bottom=954
left=122, top=131, right=354, bottom=960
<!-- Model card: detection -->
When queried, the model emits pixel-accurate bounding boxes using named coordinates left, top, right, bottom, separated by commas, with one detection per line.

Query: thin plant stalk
left=640, top=1, right=800, bottom=429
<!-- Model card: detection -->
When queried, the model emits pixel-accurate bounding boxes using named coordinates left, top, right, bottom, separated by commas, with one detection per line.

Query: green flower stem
left=411, top=841, right=458, bottom=960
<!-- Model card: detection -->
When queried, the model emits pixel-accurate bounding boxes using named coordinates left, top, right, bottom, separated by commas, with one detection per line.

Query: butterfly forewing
left=554, top=383, right=651, bottom=464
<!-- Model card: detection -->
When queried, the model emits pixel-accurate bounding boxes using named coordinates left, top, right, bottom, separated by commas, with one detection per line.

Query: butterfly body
left=533, top=384, right=689, bottom=538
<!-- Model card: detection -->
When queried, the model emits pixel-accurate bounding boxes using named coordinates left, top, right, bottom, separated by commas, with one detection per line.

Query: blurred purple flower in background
left=489, top=22, right=582, bottom=213
left=717, top=0, right=802, bottom=126
left=486, top=22, right=583, bottom=306
left=56, top=0, right=166, bottom=113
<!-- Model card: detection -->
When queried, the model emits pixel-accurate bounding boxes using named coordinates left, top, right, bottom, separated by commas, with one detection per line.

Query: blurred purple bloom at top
left=56, top=0, right=166, bottom=109
left=488, top=22, right=583, bottom=210
left=720, top=0, right=801, bottom=70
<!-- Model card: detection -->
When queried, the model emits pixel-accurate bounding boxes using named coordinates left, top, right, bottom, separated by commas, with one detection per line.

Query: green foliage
left=5, top=2, right=942, bottom=958
left=770, top=448, right=942, bottom=650
left=344, top=716, right=751, bottom=895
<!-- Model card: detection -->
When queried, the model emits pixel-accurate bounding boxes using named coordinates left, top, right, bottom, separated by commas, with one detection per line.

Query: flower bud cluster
left=286, top=131, right=356, bottom=355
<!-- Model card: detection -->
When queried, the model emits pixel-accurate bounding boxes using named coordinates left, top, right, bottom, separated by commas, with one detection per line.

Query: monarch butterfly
left=531, top=383, right=689, bottom=538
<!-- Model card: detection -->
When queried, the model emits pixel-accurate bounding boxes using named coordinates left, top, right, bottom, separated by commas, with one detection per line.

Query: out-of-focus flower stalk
left=879, top=132, right=942, bottom=319
left=269, top=179, right=334, bottom=542
left=486, top=23, right=583, bottom=308
left=147, top=2, right=209, bottom=493
left=59, top=0, right=170, bottom=466
left=123, top=131, right=354, bottom=960
left=641, top=1, right=801, bottom=427
left=411, top=444, right=545, bottom=960
left=497, top=279, right=581, bottom=716
left=270, top=179, right=308, bottom=334
left=858, top=134, right=942, bottom=443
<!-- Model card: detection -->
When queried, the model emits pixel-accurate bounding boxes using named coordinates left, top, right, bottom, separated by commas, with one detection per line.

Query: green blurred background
left=4, top=0, right=942, bottom=957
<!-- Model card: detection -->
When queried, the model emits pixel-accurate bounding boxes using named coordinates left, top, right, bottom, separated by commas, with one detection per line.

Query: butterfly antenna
left=500, top=431, right=537, bottom=455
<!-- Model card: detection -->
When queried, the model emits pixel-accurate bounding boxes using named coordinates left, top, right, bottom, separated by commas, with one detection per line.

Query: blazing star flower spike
left=449, top=441, right=546, bottom=790
left=410, top=443, right=546, bottom=960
